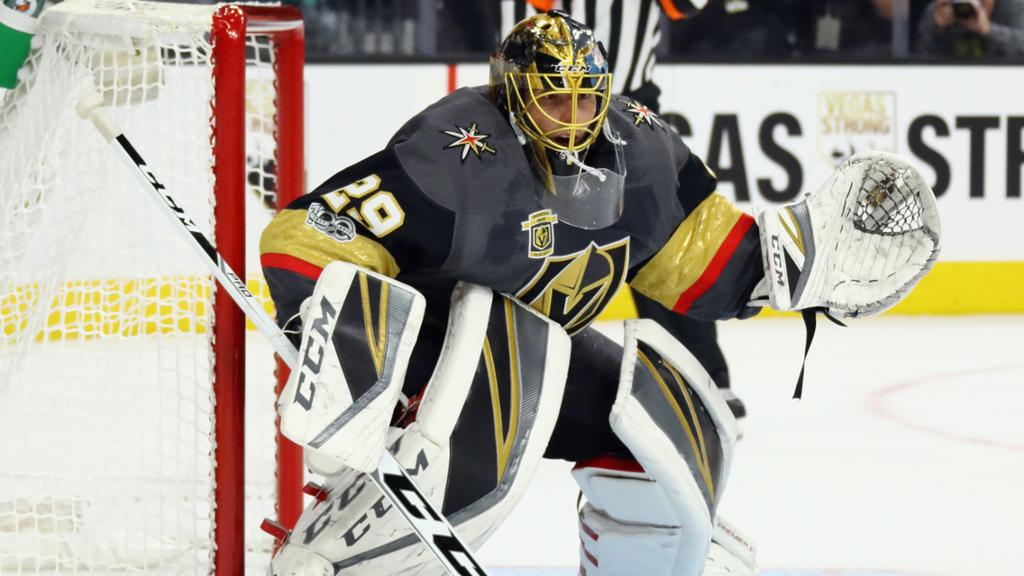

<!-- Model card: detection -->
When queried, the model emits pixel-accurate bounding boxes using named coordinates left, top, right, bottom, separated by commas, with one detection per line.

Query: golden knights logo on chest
left=521, top=209, right=558, bottom=259
left=516, top=237, right=630, bottom=335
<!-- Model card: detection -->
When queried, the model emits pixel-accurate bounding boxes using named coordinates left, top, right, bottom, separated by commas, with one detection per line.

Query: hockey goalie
left=259, top=11, right=941, bottom=576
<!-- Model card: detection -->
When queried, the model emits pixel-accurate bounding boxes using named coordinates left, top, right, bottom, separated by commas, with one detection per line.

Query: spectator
left=437, top=0, right=501, bottom=53
left=916, top=0, right=1024, bottom=57
left=808, top=0, right=895, bottom=57
left=669, top=0, right=805, bottom=58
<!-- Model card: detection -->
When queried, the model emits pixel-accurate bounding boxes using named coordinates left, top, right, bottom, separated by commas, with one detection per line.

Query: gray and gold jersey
left=260, top=86, right=762, bottom=340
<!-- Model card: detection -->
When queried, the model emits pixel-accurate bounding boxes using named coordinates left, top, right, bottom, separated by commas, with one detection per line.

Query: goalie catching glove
left=752, top=151, right=941, bottom=318
left=277, top=261, right=425, bottom=475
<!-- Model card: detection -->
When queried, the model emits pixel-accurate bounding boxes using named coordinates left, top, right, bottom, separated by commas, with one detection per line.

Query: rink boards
left=304, top=63, right=1024, bottom=316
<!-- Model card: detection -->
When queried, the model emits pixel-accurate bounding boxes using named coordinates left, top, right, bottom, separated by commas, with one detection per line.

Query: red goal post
left=211, top=4, right=305, bottom=574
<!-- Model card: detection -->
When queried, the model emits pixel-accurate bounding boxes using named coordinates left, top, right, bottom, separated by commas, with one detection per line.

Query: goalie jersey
left=260, top=86, right=763, bottom=348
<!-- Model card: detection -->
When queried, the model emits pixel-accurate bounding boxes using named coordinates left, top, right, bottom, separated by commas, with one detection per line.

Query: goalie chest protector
left=389, top=87, right=688, bottom=334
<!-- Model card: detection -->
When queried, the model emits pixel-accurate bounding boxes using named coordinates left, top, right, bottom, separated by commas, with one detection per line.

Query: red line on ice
left=867, top=363, right=1024, bottom=453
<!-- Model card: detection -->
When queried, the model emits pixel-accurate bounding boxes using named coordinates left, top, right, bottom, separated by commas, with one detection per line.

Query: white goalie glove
left=753, top=151, right=941, bottom=317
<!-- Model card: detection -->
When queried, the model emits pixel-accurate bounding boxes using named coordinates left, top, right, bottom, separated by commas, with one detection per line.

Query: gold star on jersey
left=443, top=123, right=497, bottom=161
left=626, top=102, right=663, bottom=130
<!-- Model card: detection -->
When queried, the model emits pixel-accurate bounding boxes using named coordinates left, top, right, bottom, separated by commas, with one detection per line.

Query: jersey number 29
left=322, top=174, right=405, bottom=238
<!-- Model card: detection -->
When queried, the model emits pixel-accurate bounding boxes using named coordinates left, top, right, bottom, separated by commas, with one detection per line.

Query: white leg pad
left=269, top=544, right=334, bottom=576
left=573, top=318, right=753, bottom=576
left=270, top=284, right=572, bottom=576
left=574, top=465, right=690, bottom=576
left=578, top=504, right=681, bottom=576
left=704, top=517, right=757, bottom=576
left=573, top=465, right=756, bottom=576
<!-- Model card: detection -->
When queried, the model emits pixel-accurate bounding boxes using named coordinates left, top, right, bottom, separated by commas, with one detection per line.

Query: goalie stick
left=76, top=92, right=488, bottom=576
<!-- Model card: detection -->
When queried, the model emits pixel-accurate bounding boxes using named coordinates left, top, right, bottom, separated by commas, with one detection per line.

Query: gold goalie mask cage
left=490, top=11, right=612, bottom=156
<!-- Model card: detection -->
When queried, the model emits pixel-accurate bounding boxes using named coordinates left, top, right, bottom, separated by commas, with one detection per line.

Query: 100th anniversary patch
left=306, top=202, right=356, bottom=243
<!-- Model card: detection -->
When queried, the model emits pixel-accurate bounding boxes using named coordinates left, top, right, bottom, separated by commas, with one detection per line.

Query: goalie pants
left=405, top=319, right=715, bottom=464
left=543, top=327, right=634, bottom=462
left=402, top=314, right=636, bottom=463
left=397, top=284, right=735, bottom=465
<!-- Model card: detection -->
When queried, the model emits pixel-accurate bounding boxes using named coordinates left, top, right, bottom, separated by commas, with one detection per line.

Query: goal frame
left=209, top=5, right=303, bottom=574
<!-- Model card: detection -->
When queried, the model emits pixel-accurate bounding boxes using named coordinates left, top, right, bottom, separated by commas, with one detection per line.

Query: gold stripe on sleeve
left=629, top=193, right=744, bottom=310
left=260, top=208, right=400, bottom=278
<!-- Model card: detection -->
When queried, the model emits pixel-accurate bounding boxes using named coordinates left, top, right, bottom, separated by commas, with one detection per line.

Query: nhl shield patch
left=521, top=209, right=558, bottom=259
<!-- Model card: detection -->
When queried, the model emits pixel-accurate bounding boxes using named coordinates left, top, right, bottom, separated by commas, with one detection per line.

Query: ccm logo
left=770, top=234, right=785, bottom=287
left=554, top=62, right=588, bottom=73
left=145, top=167, right=202, bottom=232
left=293, top=297, right=339, bottom=410
left=121, top=139, right=200, bottom=233
left=303, top=448, right=430, bottom=546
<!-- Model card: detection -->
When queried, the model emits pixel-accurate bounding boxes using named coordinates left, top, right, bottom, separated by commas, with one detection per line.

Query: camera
left=951, top=0, right=978, bottom=19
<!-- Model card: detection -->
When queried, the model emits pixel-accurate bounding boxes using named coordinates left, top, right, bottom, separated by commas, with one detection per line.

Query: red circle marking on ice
left=868, top=364, right=1024, bottom=453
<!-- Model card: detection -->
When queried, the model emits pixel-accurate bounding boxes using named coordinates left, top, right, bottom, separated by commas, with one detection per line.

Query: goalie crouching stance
left=259, top=11, right=940, bottom=576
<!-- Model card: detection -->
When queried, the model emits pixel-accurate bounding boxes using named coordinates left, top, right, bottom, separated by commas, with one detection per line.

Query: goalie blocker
left=277, top=261, right=426, bottom=476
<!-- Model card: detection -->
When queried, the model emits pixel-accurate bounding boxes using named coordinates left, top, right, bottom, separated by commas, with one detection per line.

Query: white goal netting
left=0, top=0, right=294, bottom=572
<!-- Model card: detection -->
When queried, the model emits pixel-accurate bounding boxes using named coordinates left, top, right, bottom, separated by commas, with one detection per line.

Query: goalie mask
left=490, top=10, right=626, bottom=229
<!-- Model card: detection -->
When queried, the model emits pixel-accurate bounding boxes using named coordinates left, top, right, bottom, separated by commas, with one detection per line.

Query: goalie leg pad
left=574, top=463, right=685, bottom=576
left=277, top=261, right=426, bottom=475
left=704, top=517, right=757, bottom=576
left=580, top=318, right=741, bottom=576
left=269, top=545, right=334, bottom=576
left=573, top=465, right=756, bottom=576
left=272, top=284, right=571, bottom=575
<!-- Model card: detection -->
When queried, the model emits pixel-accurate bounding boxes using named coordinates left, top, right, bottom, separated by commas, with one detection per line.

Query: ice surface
left=479, top=316, right=1024, bottom=576
left=4, top=316, right=1019, bottom=575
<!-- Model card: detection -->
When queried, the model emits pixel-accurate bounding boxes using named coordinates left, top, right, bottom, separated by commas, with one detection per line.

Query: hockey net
left=0, top=0, right=303, bottom=573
